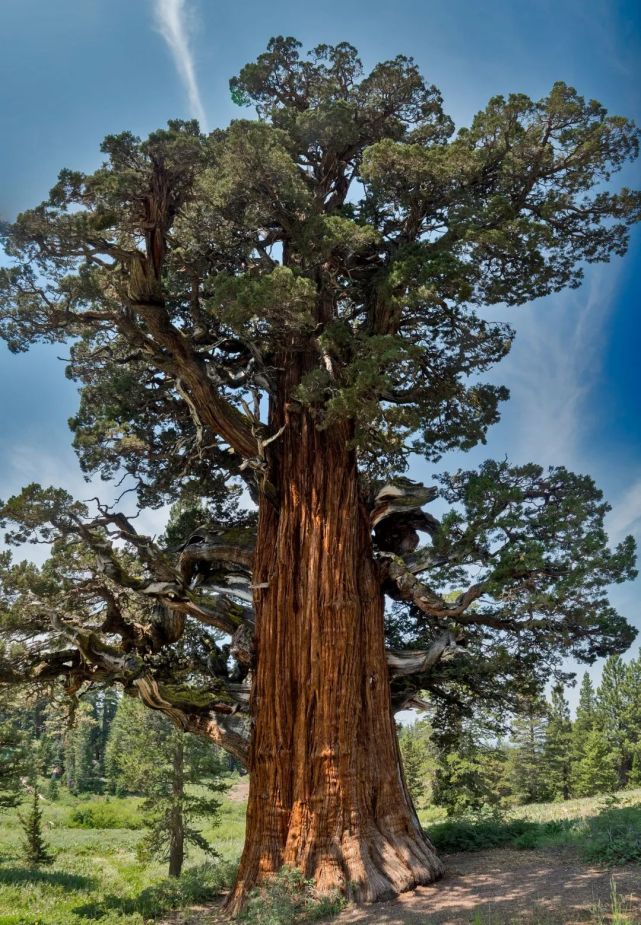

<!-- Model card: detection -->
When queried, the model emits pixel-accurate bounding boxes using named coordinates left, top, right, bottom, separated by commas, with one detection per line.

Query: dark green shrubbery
left=133, top=862, right=236, bottom=917
left=427, top=802, right=641, bottom=865
left=430, top=813, right=535, bottom=852
left=581, top=807, right=641, bottom=865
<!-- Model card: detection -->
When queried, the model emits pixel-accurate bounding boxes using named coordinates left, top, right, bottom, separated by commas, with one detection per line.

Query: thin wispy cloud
left=153, top=0, right=207, bottom=129
left=496, top=267, right=618, bottom=470
left=606, top=477, right=641, bottom=545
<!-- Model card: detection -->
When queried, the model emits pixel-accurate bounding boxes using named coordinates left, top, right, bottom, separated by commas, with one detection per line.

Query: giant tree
left=0, top=38, right=640, bottom=909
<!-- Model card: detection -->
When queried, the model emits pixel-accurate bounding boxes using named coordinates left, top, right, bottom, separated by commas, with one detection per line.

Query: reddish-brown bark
left=227, top=398, right=443, bottom=912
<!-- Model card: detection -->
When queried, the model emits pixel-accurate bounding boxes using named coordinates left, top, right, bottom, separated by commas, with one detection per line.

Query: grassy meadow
left=0, top=785, right=639, bottom=924
left=0, top=783, right=245, bottom=925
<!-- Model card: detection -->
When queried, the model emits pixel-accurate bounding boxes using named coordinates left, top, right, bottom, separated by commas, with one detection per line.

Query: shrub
left=73, top=861, right=236, bottom=921
left=67, top=801, right=143, bottom=830
left=240, top=867, right=346, bottom=925
left=426, top=801, right=641, bottom=865
left=134, top=862, right=236, bottom=917
left=581, top=807, right=641, bottom=866
left=429, top=816, right=529, bottom=852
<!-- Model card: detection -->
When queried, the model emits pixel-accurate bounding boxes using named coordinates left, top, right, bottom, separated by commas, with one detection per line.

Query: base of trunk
left=226, top=812, right=443, bottom=914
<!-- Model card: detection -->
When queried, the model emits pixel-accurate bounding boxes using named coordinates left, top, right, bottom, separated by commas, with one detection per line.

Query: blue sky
left=0, top=0, right=640, bottom=705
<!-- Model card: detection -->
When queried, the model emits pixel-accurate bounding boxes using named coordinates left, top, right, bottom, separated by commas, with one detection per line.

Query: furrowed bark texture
left=227, top=400, right=443, bottom=911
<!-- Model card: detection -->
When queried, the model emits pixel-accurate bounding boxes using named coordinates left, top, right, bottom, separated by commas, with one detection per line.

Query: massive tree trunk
left=227, top=392, right=443, bottom=912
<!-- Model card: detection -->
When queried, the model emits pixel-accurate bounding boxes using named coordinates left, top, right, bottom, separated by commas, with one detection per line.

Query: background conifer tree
left=544, top=686, right=572, bottom=801
left=596, top=656, right=629, bottom=789
left=573, top=727, right=619, bottom=796
left=106, top=697, right=227, bottom=877
left=398, top=721, right=434, bottom=809
left=504, top=704, right=549, bottom=805
left=570, top=672, right=596, bottom=796
left=0, top=716, right=29, bottom=811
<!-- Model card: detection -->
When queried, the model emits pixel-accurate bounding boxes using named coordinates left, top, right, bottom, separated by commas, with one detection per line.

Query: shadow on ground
left=334, top=847, right=641, bottom=925
left=73, top=862, right=227, bottom=921
left=0, top=866, right=96, bottom=890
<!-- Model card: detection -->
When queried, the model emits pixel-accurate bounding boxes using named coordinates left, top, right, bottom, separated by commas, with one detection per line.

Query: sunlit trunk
left=227, top=399, right=442, bottom=912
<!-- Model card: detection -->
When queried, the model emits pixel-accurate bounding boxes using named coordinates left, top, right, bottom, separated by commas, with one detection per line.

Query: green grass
left=0, top=784, right=244, bottom=925
left=1, top=785, right=640, bottom=924
left=422, top=788, right=641, bottom=865
left=590, top=877, right=638, bottom=925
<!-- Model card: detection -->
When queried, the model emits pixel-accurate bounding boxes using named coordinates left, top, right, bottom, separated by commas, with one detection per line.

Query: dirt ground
left=162, top=846, right=641, bottom=924
left=227, top=777, right=250, bottom=802
left=333, top=848, right=641, bottom=924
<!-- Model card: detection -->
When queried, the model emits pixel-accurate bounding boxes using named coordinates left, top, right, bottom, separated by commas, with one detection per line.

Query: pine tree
left=106, top=697, right=227, bottom=877
left=621, top=656, right=641, bottom=787
left=64, top=699, right=101, bottom=794
left=505, top=704, right=549, bottom=805
left=596, top=656, right=629, bottom=789
left=398, top=722, right=433, bottom=809
left=572, top=727, right=619, bottom=796
left=432, top=710, right=505, bottom=816
left=570, top=672, right=596, bottom=795
left=0, top=720, right=29, bottom=810
left=18, top=779, right=53, bottom=866
left=628, top=749, right=641, bottom=788
left=544, top=686, right=572, bottom=801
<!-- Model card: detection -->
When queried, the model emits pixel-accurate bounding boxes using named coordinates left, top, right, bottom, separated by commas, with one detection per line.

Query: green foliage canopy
left=0, top=37, right=639, bottom=754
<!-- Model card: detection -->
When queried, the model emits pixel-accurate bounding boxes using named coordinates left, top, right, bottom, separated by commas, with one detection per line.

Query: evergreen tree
left=570, top=672, right=597, bottom=797
left=64, top=698, right=101, bottom=794
left=1, top=38, right=639, bottom=906
left=398, top=721, right=434, bottom=809
left=572, top=727, right=619, bottom=796
left=0, top=719, right=29, bottom=810
left=18, top=777, right=53, bottom=866
left=621, top=655, right=641, bottom=787
left=544, top=686, right=572, bottom=801
left=106, top=697, right=227, bottom=877
left=504, top=703, right=549, bottom=805
left=38, top=697, right=70, bottom=785
left=432, top=710, right=506, bottom=816
left=629, top=749, right=641, bottom=788
left=596, top=656, right=629, bottom=788
left=59, top=689, right=119, bottom=793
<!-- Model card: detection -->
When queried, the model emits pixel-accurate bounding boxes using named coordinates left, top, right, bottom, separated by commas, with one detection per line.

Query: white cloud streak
left=153, top=0, right=207, bottom=129
left=496, top=267, right=619, bottom=469
left=606, top=478, right=641, bottom=545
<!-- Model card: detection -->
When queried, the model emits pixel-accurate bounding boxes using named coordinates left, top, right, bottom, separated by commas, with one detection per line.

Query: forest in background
left=2, top=649, right=640, bottom=834
left=1, top=658, right=641, bottom=923
left=399, top=654, right=641, bottom=815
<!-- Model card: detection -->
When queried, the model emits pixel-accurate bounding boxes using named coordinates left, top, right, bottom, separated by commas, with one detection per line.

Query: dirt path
left=160, top=847, right=641, bottom=924
left=227, top=777, right=250, bottom=803
left=334, top=848, right=641, bottom=924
